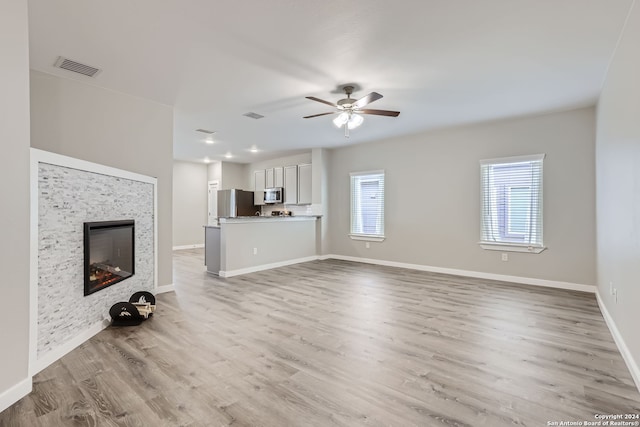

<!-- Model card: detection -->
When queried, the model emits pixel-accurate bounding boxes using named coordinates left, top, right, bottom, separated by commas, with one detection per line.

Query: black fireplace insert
left=83, top=220, right=135, bottom=296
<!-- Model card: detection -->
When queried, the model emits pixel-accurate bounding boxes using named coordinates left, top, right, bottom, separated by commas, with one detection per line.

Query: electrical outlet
left=501, top=253, right=508, bottom=262
left=253, top=247, right=258, bottom=255
left=365, top=242, right=370, bottom=249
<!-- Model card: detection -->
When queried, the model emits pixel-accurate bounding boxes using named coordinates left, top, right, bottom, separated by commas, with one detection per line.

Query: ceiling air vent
left=195, top=129, right=216, bottom=134
left=54, top=56, right=101, bottom=77
left=243, top=112, right=265, bottom=120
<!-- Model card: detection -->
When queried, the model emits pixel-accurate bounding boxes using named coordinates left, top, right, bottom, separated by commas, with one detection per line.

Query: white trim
left=479, top=153, right=545, bottom=166
left=0, top=377, right=32, bottom=414
left=349, top=234, right=386, bottom=242
left=29, top=148, right=158, bottom=377
left=31, top=149, right=157, bottom=184
left=596, top=290, right=640, bottom=393
left=479, top=243, right=546, bottom=254
left=154, top=175, right=158, bottom=298
left=219, top=256, right=319, bottom=278
left=29, top=151, right=40, bottom=379
left=155, top=284, right=175, bottom=294
left=173, top=244, right=205, bottom=250
left=32, top=319, right=110, bottom=376
left=349, top=169, right=385, bottom=177
left=324, top=254, right=596, bottom=294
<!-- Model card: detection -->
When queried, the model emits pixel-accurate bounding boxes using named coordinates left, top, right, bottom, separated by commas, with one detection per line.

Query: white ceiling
left=28, top=0, right=633, bottom=164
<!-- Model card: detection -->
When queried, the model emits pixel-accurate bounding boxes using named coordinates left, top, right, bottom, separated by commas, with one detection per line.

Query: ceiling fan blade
left=359, top=109, right=400, bottom=117
left=306, top=96, right=337, bottom=108
left=353, top=92, right=383, bottom=109
left=303, top=112, right=336, bottom=119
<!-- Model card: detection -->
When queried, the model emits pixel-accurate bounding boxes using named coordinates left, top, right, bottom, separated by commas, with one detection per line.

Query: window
left=480, top=154, right=545, bottom=253
left=350, top=171, right=385, bottom=241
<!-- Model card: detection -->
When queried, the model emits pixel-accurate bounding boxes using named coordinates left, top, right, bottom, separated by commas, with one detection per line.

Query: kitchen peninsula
left=205, top=215, right=320, bottom=277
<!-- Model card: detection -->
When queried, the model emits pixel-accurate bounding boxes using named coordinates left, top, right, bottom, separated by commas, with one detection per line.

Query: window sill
left=479, top=242, right=546, bottom=254
left=349, top=234, right=386, bottom=242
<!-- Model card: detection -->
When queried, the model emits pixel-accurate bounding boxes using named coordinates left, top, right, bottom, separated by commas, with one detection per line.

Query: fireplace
left=84, top=220, right=135, bottom=296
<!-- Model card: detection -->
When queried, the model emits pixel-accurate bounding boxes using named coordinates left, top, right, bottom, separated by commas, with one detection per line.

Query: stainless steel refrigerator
left=217, top=189, right=257, bottom=217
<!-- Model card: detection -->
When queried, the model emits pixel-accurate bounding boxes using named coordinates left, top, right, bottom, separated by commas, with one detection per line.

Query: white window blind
left=480, top=154, right=544, bottom=251
left=350, top=171, right=385, bottom=239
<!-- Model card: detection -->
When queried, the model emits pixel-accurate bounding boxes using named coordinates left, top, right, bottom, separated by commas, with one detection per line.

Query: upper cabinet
left=297, top=163, right=312, bottom=205
left=265, top=168, right=274, bottom=188
left=265, top=167, right=284, bottom=188
left=254, top=170, right=265, bottom=205
left=255, top=164, right=310, bottom=205
left=283, top=165, right=298, bottom=204
left=274, top=167, right=284, bottom=188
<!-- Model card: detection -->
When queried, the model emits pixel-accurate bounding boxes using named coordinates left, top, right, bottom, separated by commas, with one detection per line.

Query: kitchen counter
left=204, top=215, right=320, bottom=277
left=218, top=215, right=320, bottom=224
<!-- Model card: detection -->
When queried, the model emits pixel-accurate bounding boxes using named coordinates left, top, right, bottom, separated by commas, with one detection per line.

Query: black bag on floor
left=109, top=302, right=144, bottom=326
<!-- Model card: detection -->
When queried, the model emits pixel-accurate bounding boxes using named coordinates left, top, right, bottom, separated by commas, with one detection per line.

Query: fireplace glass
left=84, top=220, right=135, bottom=296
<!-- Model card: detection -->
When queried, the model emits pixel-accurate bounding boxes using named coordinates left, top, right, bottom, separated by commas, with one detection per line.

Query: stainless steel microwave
left=264, top=187, right=283, bottom=204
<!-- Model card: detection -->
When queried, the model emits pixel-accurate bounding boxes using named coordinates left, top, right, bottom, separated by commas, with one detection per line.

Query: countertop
left=204, top=215, right=321, bottom=227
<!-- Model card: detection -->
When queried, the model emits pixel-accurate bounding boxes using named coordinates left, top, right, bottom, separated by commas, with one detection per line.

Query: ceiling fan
left=304, top=85, right=400, bottom=138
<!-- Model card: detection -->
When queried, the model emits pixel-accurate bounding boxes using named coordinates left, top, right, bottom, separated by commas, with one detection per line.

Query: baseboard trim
left=32, top=319, right=110, bottom=376
left=220, top=256, right=320, bottom=278
left=596, top=290, right=640, bottom=393
left=155, top=283, right=175, bottom=294
left=0, top=377, right=32, bottom=413
left=173, top=244, right=204, bottom=251
left=324, top=254, right=596, bottom=294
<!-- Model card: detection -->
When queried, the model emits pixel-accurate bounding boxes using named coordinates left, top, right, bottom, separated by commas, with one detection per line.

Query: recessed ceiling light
left=204, top=157, right=210, bottom=163
left=205, top=138, right=214, bottom=144
left=249, top=146, right=258, bottom=153
left=224, top=153, right=233, bottom=159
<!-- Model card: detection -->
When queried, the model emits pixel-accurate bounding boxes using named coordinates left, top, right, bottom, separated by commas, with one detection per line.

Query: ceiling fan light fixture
left=347, top=114, right=364, bottom=130
left=305, top=85, right=399, bottom=138
left=333, top=112, right=349, bottom=128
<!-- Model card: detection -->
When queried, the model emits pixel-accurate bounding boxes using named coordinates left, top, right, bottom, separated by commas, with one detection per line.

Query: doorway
left=208, top=181, right=219, bottom=225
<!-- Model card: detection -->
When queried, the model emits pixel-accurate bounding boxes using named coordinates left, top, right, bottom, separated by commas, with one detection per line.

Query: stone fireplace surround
left=30, top=149, right=158, bottom=374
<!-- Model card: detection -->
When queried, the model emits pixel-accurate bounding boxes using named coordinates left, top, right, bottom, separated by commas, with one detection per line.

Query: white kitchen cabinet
left=265, top=167, right=284, bottom=188
left=283, top=165, right=298, bottom=204
left=297, top=163, right=312, bottom=205
left=265, top=168, right=274, bottom=188
left=254, top=170, right=265, bottom=205
left=274, top=167, right=284, bottom=188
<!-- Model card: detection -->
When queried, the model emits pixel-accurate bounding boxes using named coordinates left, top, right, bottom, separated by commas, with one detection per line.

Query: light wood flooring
left=1, top=249, right=639, bottom=426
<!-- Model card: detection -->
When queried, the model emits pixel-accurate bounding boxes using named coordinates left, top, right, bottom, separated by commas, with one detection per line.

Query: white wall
left=220, top=219, right=317, bottom=274
left=596, top=2, right=640, bottom=383
left=329, top=107, right=597, bottom=286
left=0, top=0, right=31, bottom=410
left=29, top=70, right=174, bottom=287
left=312, top=148, right=330, bottom=255
left=221, top=162, right=248, bottom=189
left=206, top=161, right=246, bottom=190
left=173, top=161, right=208, bottom=247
